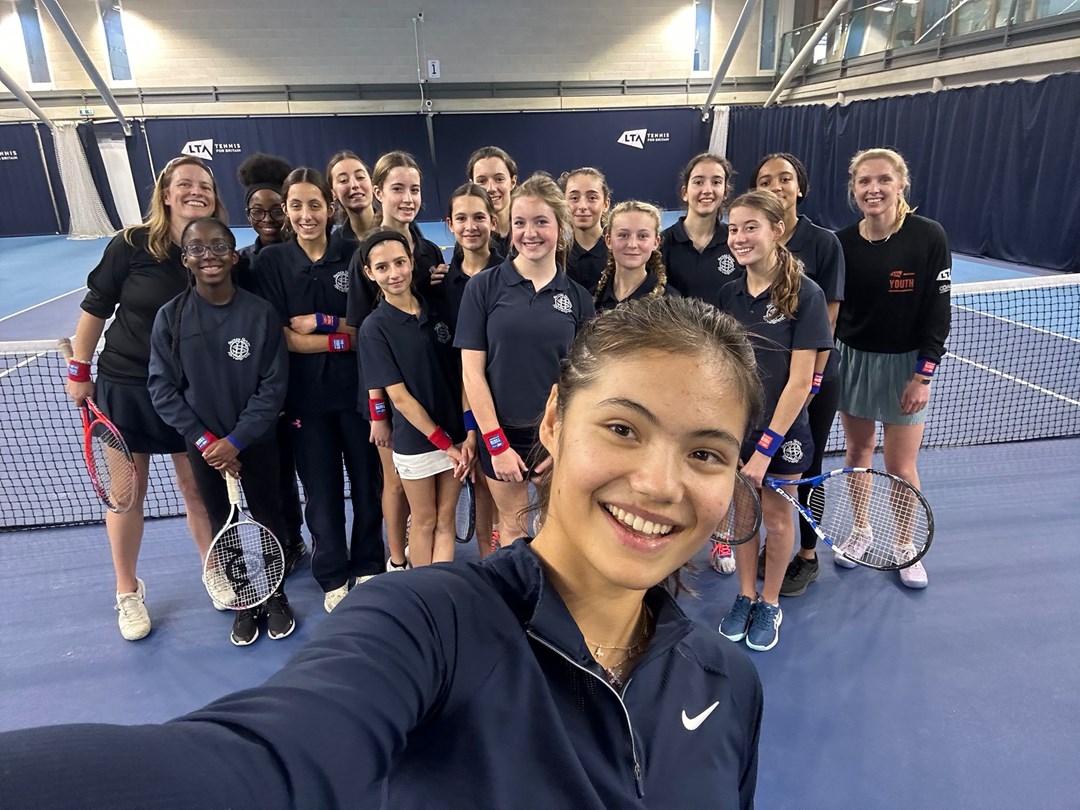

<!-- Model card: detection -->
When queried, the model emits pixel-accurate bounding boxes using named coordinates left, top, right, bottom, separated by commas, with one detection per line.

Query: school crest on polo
left=780, top=439, right=804, bottom=464
left=763, top=304, right=786, bottom=325
left=333, top=271, right=349, bottom=293
left=552, top=293, right=573, bottom=314
left=227, top=337, right=251, bottom=361
left=718, top=255, right=736, bottom=275
left=434, top=321, right=451, bottom=344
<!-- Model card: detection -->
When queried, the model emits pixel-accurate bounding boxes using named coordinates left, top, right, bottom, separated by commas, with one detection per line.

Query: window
left=97, top=0, right=132, bottom=82
left=15, top=0, right=51, bottom=85
left=694, top=0, right=712, bottom=71
left=760, top=0, right=780, bottom=70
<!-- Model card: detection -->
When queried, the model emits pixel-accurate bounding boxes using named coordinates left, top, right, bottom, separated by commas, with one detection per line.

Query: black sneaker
left=283, top=539, right=309, bottom=578
left=779, top=555, right=819, bottom=597
left=230, top=607, right=260, bottom=646
left=757, top=546, right=767, bottom=579
left=265, top=591, right=296, bottom=640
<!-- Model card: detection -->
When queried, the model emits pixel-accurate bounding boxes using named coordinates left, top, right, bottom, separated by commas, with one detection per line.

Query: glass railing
left=778, top=0, right=1079, bottom=72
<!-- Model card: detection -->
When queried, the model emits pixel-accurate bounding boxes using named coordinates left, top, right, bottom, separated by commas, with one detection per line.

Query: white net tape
left=52, top=122, right=116, bottom=240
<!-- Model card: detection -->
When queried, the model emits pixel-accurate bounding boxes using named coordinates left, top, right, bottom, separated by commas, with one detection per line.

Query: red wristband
left=810, top=372, right=823, bottom=395
left=328, top=333, right=351, bottom=352
left=67, top=360, right=91, bottom=382
left=194, top=432, right=218, bottom=452
left=427, top=427, right=453, bottom=452
left=369, top=398, right=389, bottom=421
left=483, top=428, right=510, bottom=455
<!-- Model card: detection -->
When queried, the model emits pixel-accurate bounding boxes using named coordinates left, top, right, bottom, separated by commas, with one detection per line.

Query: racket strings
left=818, top=472, right=931, bottom=569
left=204, top=519, right=284, bottom=609
left=87, top=421, right=137, bottom=512
left=455, top=481, right=475, bottom=543
left=711, top=473, right=761, bottom=546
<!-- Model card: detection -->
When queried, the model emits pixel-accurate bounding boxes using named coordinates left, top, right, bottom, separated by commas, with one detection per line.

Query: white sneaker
left=323, top=583, right=350, bottom=613
left=897, top=546, right=929, bottom=589
left=354, top=574, right=376, bottom=586
left=386, top=557, right=409, bottom=572
left=115, top=578, right=151, bottom=640
left=710, top=542, right=736, bottom=575
left=834, top=525, right=873, bottom=568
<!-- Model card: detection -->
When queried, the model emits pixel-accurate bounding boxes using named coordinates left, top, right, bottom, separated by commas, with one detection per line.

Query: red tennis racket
left=58, top=338, right=138, bottom=514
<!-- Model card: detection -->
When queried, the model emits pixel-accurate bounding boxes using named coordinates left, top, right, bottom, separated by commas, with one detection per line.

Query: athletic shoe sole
left=230, top=627, right=260, bottom=647
left=267, top=621, right=296, bottom=640
left=746, top=608, right=783, bottom=652
left=779, top=565, right=820, bottom=597
left=833, top=551, right=858, bottom=569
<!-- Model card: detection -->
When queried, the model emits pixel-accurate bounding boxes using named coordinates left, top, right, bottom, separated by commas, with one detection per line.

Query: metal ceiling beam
left=37, top=0, right=131, bottom=134
left=0, top=63, right=55, bottom=129
left=702, top=0, right=762, bottom=120
left=765, top=0, right=850, bottom=107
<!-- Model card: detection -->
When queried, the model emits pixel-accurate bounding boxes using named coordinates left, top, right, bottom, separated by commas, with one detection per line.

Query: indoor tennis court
left=2, top=1, right=1079, bottom=807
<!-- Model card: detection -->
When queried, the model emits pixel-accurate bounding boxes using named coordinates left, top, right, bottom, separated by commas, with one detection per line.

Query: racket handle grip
left=226, top=473, right=241, bottom=505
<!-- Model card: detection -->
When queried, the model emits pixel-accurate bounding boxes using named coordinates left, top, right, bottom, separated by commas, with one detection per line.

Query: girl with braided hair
left=716, top=191, right=833, bottom=653
left=593, top=200, right=680, bottom=312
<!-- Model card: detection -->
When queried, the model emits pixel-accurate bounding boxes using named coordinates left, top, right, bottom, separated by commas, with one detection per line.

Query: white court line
left=955, top=303, right=1080, bottom=345
left=0, top=287, right=86, bottom=324
left=947, top=352, right=1080, bottom=407
left=0, top=351, right=49, bottom=381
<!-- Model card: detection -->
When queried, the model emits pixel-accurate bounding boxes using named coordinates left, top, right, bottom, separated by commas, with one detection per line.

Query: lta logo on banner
left=616, top=129, right=671, bottom=150
left=180, top=139, right=243, bottom=160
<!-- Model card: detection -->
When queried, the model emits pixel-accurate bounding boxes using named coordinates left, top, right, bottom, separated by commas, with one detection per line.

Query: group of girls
left=67, top=137, right=948, bottom=658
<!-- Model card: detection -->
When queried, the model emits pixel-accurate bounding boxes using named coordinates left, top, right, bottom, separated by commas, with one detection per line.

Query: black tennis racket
left=455, top=478, right=476, bottom=544
left=711, top=472, right=762, bottom=547
left=203, top=475, right=285, bottom=609
left=763, top=468, right=934, bottom=571
left=58, top=338, right=138, bottom=513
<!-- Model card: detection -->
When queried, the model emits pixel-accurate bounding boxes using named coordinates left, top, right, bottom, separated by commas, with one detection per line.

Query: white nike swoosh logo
left=682, top=701, right=720, bottom=731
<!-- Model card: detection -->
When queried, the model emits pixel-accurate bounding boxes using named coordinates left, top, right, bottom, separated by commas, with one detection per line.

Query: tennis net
left=2, top=273, right=1079, bottom=530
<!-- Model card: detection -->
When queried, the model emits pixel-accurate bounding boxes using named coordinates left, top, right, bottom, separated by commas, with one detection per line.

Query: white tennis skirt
left=392, top=448, right=456, bottom=480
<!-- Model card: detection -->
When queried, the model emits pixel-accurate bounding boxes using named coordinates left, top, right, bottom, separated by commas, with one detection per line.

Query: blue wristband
left=225, top=434, right=244, bottom=451
left=463, top=409, right=479, bottom=431
left=756, top=429, right=784, bottom=458
left=314, top=312, right=339, bottom=333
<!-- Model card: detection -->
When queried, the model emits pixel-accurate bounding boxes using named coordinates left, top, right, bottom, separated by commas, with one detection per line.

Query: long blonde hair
left=847, top=147, right=916, bottom=231
left=593, top=200, right=668, bottom=304
left=126, top=156, right=226, bottom=261
left=510, top=172, right=572, bottom=269
left=728, top=191, right=804, bottom=321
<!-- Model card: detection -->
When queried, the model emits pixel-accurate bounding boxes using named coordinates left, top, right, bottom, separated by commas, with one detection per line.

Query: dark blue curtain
left=0, top=123, right=61, bottom=236
left=433, top=108, right=710, bottom=211
left=726, top=72, right=1080, bottom=273
left=140, top=116, right=436, bottom=226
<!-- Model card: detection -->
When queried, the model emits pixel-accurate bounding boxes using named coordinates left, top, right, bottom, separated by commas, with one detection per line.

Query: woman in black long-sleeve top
left=834, top=148, right=951, bottom=590
left=63, top=156, right=221, bottom=641
left=256, top=168, right=383, bottom=612
left=148, top=218, right=295, bottom=646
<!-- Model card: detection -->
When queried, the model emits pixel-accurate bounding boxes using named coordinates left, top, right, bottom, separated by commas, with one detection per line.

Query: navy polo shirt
left=255, top=234, right=358, bottom=415
left=454, top=258, right=595, bottom=427
left=660, top=216, right=741, bottom=302
left=595, top=272, right=681, bottom=312
left=491, top=230, right=512, bottom=259
left=786, top=214, right=845, bottom=381
left=427, top=249, right=504, bottom=332
left=718, top=275, right=833, bottom=431
left=565, top=238, right=608, bottom=295
left=359, top=296, right=465, bottom=455
left=410, top=222, right=447, bottom=279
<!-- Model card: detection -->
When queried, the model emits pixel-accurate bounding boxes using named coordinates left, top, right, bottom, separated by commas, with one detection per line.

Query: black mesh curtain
left=726, top=72, right=1080, bottom=273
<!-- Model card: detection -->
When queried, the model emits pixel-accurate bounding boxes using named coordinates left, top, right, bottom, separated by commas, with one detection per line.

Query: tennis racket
left=762, top=468, right=934, bottom=571
left=58, top=338, right=138, bottom=514
left=202, top=475, right=285, bottom=610
left=455, top=478, right=476, bottom=544
left=711, top=472, right=762, bottom=547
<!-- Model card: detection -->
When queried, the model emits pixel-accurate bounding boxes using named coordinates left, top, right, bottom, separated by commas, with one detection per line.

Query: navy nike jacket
left=0, top=540, right=762, bottom=809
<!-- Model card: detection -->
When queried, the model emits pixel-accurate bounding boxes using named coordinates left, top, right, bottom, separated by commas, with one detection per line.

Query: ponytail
left=769, top=243, right=804, bottom=321
left=644, top=250, right=667, bottom=299
left=592, top=253, right=617, bottom=304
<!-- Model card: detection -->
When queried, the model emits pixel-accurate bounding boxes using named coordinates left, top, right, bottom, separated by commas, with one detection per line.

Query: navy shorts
left=95, top=377, right=185, bottom=455
left=478, top=423, right=541, bottom=481
left=742, top=421, right=814, bottom=477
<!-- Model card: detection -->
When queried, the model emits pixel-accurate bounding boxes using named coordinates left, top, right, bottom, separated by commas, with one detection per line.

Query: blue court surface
left=1, top=231, right=1078, bottom=808
left=1, top=439, right=1078, bottom=808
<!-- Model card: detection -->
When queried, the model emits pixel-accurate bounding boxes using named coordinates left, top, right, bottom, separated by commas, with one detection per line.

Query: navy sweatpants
left=288, top=408, right=383, bottom=591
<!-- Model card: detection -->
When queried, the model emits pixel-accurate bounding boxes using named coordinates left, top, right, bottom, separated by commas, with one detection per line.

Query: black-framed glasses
left=246, top=206, right=286, bottom=223
left=183, top=241, right=233, bottom=258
